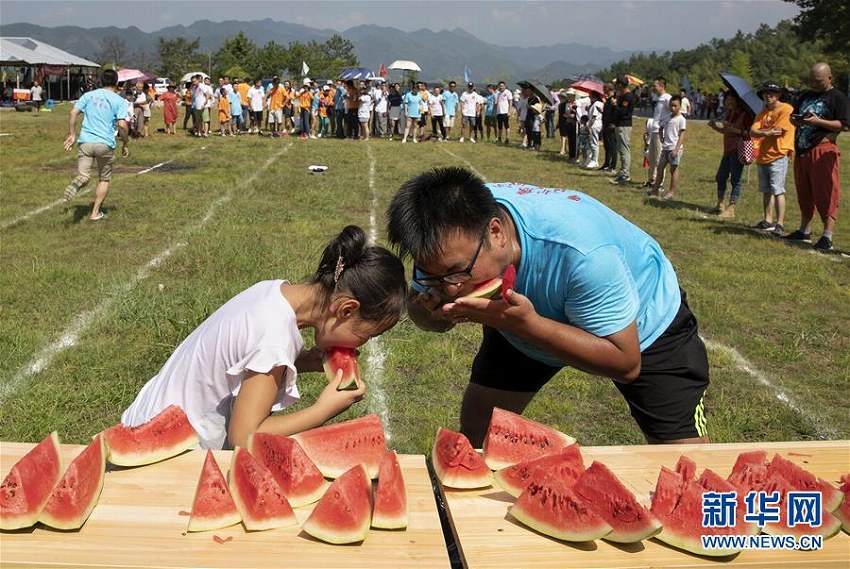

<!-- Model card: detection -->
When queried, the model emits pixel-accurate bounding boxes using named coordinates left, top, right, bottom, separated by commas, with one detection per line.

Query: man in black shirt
left=610, top=75, right=636, bottom=184
left=600, top=83, right=618, bottom=172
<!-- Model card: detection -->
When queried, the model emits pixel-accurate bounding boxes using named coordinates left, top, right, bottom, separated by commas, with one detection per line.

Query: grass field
left=1, top=103, right=848, bottom=453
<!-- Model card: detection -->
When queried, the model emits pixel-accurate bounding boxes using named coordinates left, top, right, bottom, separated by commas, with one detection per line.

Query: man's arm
left=117, top=118, right=130, bottom=157
left=63, top=107, right=82, bottom=151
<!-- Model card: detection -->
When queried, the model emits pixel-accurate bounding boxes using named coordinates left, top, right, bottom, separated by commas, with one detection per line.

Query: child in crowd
left=650, top=95, right=687, bottom=200
left=576, top=115, right=590, bottom=163
left=228, top=88, right=243, bottom=135
left=121, top=226, right=407, bottom=450
left=217, top=87, right=231, bottom=136
left=358, top=87, right=372, bottom=140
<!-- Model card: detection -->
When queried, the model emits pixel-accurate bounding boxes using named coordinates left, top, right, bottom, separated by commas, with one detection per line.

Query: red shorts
left=793, top=141, right=840, bottom=220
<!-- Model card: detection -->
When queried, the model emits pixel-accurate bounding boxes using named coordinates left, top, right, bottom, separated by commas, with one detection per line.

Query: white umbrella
left=180, top=71, right=210, bottom=83
left=388, top=60, right=421, bottom=72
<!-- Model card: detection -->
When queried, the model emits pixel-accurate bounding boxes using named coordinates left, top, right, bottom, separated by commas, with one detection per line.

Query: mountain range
left=0, top=18, right=633, bottom=83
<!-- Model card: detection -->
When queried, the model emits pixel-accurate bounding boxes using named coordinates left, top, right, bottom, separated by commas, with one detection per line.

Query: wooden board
left=440, top=440, right=850, bottom=568
left=0, top=443, right=450, bottom=569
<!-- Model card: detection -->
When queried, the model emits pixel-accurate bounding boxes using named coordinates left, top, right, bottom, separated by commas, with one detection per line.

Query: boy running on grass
left=649, top=95, right=686, bottom=200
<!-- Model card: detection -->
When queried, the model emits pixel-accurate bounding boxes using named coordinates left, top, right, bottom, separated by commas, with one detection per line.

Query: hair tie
left=333, top=256, right=345, bottom=284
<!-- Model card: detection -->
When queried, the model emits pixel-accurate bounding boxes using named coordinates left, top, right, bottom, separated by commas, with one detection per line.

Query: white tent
left=1, top=37, right=100, bottom=100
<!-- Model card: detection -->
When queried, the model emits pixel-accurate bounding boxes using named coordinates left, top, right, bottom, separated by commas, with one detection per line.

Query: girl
left=121, top=226, right=407, bottom=449
left=159, top=84, right=179, bottom=135
left=707, top=91, right=753, bottom=218
left=358, top=87, right=372, bottom=140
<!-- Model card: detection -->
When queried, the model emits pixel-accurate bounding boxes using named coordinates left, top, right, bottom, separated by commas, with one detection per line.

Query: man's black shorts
left=469, top=291, right=709, bottom=441
left=497, top=113, right=509, bottom=130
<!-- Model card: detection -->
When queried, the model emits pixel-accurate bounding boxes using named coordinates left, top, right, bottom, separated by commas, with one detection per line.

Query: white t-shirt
left=429, top=93, right=444, bottom=117
left=121, top=280, right=303, bottom=450
left=650, top=93, right=672, bottom=133
left=30, top=85, right=43, bottom=102
left=374, top=91, right=388, bottom=113
left=680, top=96, right=691, bottom=116
left=247, top=86, right=265, bottom=112
left=661, top=114, right=687, bottom=150
left=588, top=100, right=604, bottom=131
left=358, top=94, right=372, bottom=120
left=460, top=91, right=479, bottom=117
left=495, top=90, right=511, bottom=114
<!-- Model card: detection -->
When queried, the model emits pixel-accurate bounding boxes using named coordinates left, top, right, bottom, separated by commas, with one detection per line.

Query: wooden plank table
left=440, top=440, right=850, bottom=568
left=0, top=443, right=451, bottom=569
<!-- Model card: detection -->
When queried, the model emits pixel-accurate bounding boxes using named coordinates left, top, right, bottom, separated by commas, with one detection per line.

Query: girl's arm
left=228, top=366, right=365, bottom=447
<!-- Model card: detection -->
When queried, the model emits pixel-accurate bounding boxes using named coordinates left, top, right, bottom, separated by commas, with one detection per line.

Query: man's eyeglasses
left=413, top=229, right=488, bottom=287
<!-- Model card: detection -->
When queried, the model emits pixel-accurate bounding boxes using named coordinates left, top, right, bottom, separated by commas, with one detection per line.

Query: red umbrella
left=117, top=68, right=157, bottom=83
left=570, top=79, right=605, bottom=95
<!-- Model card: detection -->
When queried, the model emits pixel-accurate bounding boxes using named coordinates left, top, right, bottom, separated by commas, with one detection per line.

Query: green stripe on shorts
left=693, top=394, right=707, bottom=438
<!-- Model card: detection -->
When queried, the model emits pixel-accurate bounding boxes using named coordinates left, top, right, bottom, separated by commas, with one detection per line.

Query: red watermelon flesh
left=766, top=453, right=843, bottom=512
left=372, top=450, right=408, bottom=529
left=432, top=427, right=492, bottom=489
left=761, top=471, right=842, bottom=539
left=650, top=466, right=687, bottom=518
left=1, top=431, right=63, bottom=530
left=187, top=450, right=241, bottom=532
left=302, top=463, right=372, bottom=544
left=482, top=407, right=576, bottom=471
left=104, top=405, right=199, bottom=467
left=501, top=264, right=516, bottom=302
left=228, top=447, right=296, bottom=531
left=462, top=277, right=502, bottom=300
left=696, top=468, right=759, bottom=536
left=494, top=444, right=584, bottom=498
left=726, top=450, right=769, bottom=494
left=835, top=474, right=850, bottom=534
left=510, top=472, right=612, bottom=542
left=572, top=461, right=661, bottom=543
left=292, top=414, right=387, bottom=479
left=675, top=455, right=697, bottom=482
left=323, top=347, right=360, bottom=391
left=247, top=432, right=328, bottom=508
left=39, top=435, right=106, bottom=530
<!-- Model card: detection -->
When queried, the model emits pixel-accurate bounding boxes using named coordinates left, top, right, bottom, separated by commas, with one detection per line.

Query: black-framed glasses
left=413, top=229, right=488, bottom=287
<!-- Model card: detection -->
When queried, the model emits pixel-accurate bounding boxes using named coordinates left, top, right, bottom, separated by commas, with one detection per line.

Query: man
left=610, top=75, right=635, bottom=184
left=785, top=62, right=850, bottom=251
left=600, top=83, right=618, bottom=172
left=30, top=79, right=44, bottom=114
left=235, top=78, right=251, bottom=132
left=443, top=81, right=459, bottom=140
left=645, top=77, right=671, bottom=189
left=459, top=82, right=480, bottom=143
left=544, top=84, right=559, bottom=139
left=386, top=167, right=710, bottom=447
left=495, top=81, right=512, bottom=145
left=61, top=68, right=130, bottom=221
left=679, top=89, right=692, bottom=118
left=266, top=76, right=286, bottom=137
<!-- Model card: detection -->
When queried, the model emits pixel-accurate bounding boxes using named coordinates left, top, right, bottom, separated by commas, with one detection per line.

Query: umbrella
left=625, top=74, right=645, bottom=86
left=388, top=60, right=421, bottom=72
left=180, top=71, right=210, bottom=83
left=570, top=79, right=605, bottom=96
left=117, top=68, right=156, bottom=83
left=338, top=67, right=375, bottom=80
left=517, top=80, right=553, bottom=106
left=719, top=71, right=763, bottom=116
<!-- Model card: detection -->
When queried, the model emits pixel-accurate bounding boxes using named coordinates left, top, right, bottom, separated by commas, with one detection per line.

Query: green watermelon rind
left=431, top=427, right=492, bottom=490
left=228, top=447, right=297, bottom=532
left=372, top=451, right=408, bottom=530
left=461, top=277, right=502, bottom=299
left=322, top=347, right=361, bottom=391
left=836, top=475, right=850, bottom=534
left=103, top=405, right=200, bottom=467
left=482, top=408, right=576, bottom=471
left=292, top=414, right=387, bottom=479
left=39, top=435, right=106, bottom=531
left=494, top=446, right=585, bottom=498
left=187, top=450, right=241, bottom=533
left=302, top=463, right=372, bottom=544
left=1, top=431, right=64, bottom=531
left=246, top=432, right=329, bottom=508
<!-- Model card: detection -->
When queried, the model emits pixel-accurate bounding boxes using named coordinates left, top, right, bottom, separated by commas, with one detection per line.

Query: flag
left=302, top=61, right=310, bottom=77
left=379, top=63, right=388, bottom=77
left=464, top=65, right=472, bottom=84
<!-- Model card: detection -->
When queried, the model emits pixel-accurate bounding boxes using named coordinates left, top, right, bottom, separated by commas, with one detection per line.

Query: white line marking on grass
left=701, top=338, right=837, bottom=439
left=0, top=145, right=291, bottom=403
left=440, top=147, right=487, bottom=180
left=364, top=144, right=392, bottom=443
left=137, top=159, right=174, bottom=175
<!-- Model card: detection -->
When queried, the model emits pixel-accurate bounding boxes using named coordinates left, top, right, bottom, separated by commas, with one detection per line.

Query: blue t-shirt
left=75, top=88, right=128, bottom=148
left=228, top=91, right=242, bottom=116
left=485, top=93, right=495, bottom=116
left=403, top=92, right=422, bottom=119
left=334, top=86, right=346, bottom=110
left=443, top=90, right=459, bottom=116
left=488, top=183, right=680, bottom=366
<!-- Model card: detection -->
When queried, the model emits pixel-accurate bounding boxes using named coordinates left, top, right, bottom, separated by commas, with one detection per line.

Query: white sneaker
left=471, top=138, right=476, bottom=143
left=402, top=138, right=407, bottom=144
left=413, top=138, right=418, bottom=143
left=459, top=137, right=465, bottom=142
left=585, top=161, right=599, bottom=169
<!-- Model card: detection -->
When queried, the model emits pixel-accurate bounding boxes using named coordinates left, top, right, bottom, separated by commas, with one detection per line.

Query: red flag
left=379, top=63, right=388, bottom=77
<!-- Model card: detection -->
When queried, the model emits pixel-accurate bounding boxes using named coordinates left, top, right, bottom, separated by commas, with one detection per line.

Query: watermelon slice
left=482, top=407, right=576, bottom=470
left=431, top=427, right=492, bottom=489
left=510, top=472, right=612, bottom=542
left=501, top=264, right=516, bottom=302
left=103, top=405, right=199, bottom=467
left=228, top=447, right=297, bottom=531
left=462, top=277, right=502, bottom=299
left=835, top=474, right=850, bottom=534
left=494, top=444, right=585, bottom=498
left=323, top=347, right=360, bottom=391
left=292, top=414, right=387, bottom=479
left=675, top=454, right=697, bottom=482
left=766, top=453, right=843, bottom=512
left=39, top=435, right=106, bottom=530
left=573, top=461, right=662, bottom=543
left=247, top=432, right=328, bottom=508
left=726, top=450, right=769, bottom=494
left=187, top=450, right=241, bottom=532
left=761, top=470, right=842, bottom=539
left=372, top=450, right=408, bottom=530
left=649, top=466, right=687, bottom=517
left=302, top=463, right=372, bottom=544
left=1, top=431, right=63, bottom=530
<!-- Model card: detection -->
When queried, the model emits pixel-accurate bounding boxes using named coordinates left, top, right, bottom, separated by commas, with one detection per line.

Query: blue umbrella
left=719, top=72, right=763, bottom=116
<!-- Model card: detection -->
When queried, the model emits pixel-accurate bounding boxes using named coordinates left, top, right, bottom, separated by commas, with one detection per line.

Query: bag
left=738, top=137, right=755, bottom=165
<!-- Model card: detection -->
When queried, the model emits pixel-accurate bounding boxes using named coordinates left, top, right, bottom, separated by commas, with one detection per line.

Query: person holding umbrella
left=707, top=90, right=753, bottom=218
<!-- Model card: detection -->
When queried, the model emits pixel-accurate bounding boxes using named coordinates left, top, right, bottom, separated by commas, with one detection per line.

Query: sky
left=1, top=0, right=801, bottom=52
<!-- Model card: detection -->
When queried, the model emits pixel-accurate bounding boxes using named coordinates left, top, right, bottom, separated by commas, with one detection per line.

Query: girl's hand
left=316, top=370, right=366, bottom=417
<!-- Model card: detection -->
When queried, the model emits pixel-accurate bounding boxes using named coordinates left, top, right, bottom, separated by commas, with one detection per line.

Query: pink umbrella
left=570, top=79, right=605, bottom=95
left=117, top=68, right=156, bottom=83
